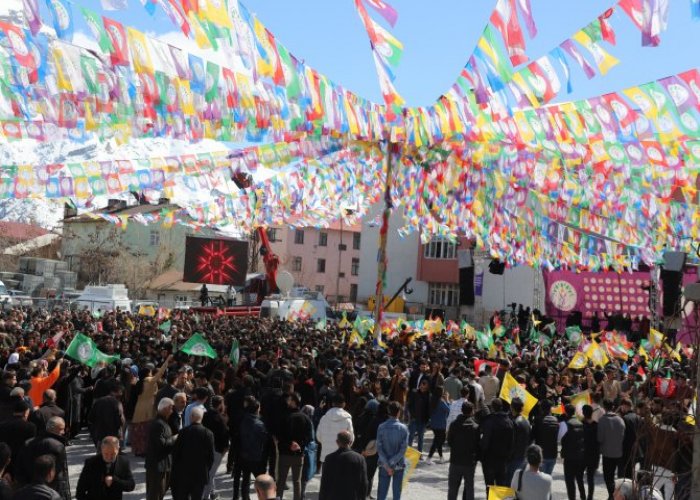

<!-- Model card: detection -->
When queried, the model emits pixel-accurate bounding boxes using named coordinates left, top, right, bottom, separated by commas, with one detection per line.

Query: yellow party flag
left=585, top=342, right=609, bottom=368
left=649, top=328, right=664, bottom=348
left=127, top=28, right=153, bottom=74
left=570, top=390, right=591, bottom=416
left=488, top=485, right=517, bottom=500
left=500, top=372, right=538, bottom=418
left=568, top=352, right=588, bottom=370
left=402, top=447, right=421, bottom=490
left=202, top=0, right=232, bottom=28
left=665, top=343, right=681, bottom=362
left=638, top=345, right=649, bottom=362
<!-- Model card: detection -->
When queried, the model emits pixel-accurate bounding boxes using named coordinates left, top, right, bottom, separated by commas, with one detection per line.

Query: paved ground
left=67, top=433, right=609, bottom=499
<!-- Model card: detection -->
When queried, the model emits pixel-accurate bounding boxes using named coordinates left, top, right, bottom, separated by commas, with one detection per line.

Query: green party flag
left=204, top=61, right=220, bottom=103
left=80, top=55, right=99, bottom=95
left=80, top=7, right=113, bottom=53
left=229, top=338, right=240, bottom=367
left=180, top=333, right=217, bottom=359
left=65, top=333, right=119, bottom=367
left=315, top=317, right=327, bottom=330
left=278, top=44, right=301, bottom=99
left=493, top=325, right=506, bottom=338
left=158, top=320, right=171, bottom=333
left=476, top=330, right=493, bottom=350
left=566, top=326, right=583, bottom=345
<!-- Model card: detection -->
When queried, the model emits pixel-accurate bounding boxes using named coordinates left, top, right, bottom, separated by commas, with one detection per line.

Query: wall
left=481, top=265, right=540, bottom=313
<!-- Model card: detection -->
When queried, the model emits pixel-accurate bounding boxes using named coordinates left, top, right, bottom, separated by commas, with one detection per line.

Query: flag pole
left=372, top=141, right=396, bottom=342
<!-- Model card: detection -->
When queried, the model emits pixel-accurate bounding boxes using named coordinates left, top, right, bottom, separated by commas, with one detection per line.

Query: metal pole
left=336, top=217, right=343, bottom=305
left=373, top=142, right=396, bottom=339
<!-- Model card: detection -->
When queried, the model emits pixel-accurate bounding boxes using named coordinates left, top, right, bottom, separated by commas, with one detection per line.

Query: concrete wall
left=481, top=265, right=542, bottom=313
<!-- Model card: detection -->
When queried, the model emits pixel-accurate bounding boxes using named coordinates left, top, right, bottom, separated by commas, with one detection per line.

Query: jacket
left=561, top=418, right=585, bottom=462
left=171, top=422, right=215, bottom=489
left=88, top=396, right=124, bottom=444
left=278, top=410, right=313, bottom=457
left=239, top=412, right=269, bottom=463
left=510, top=414, right=531, bottom=462
left=583, top=420, right=600, bottom=465
left=597, top=412, right=626, bottom=458
left=429, top=400, right=450, bottom=430
left=0, top=416, right=36, bottom=476
left=622, top=411, right=643, bottom=462
left=317, top=407, right=354, bottom=462
left=479, top=411, right=514, bottom=462
left=33, top=403, right=65, bottom=433
left=22, top=431, right=70, bottom=500
left=11, top=482, right=62, bottom=500
left=145, top=415, right=176, bottom=473
left=533, top=415, right=559, bottom=460
left=447, top=415, right=479, bottom=466
left=202, top=408, right=229, bottom=454
left=75, top=454, right=135, bottom=500
left=407, top=390, right=430, bottom=424
left=318, top=448, right=368, bottom=500
left=376, top=417, right=408, bottom=470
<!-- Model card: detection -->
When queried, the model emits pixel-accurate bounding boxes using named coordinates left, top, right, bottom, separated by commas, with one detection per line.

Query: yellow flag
left=253, top=18, right=274, bottom=78
left=51, top=46, right=74, bottom=92
left=402, top=447, right=421, bottom=490
left=488, top=485, right=517, bottom=500
left=649, top=328, right=664, bottom=348
left=176, top=79, right=195, bottom=115
left=638, top=345, right=649, bottom=362
left=568, top=352, right=588, bottom=370
left=570, top=390, right=591, bottom=416
left=500, top=372, right=538, bottom=418
left=202, top=0, right=232, bottom=28
left=138, top=304, right=156, bottom=317
left=188, top=11, right=212, bottom=49
left=665, top=343, right=681, bottom=362
left=585, top=342, right=609, bottom=368
left=127, top=28, right=153, bottom=74
left=572, top=30, right=619, bottom=75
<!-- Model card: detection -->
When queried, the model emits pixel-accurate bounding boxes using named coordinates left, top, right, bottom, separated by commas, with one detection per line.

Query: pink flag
left=363, top=0, right=398, bottom=27
left=21, top=0, right=42, bottom=35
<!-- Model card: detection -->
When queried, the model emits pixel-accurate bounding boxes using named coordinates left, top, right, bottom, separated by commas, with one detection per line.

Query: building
left=263, top=221, right=362, bottom=304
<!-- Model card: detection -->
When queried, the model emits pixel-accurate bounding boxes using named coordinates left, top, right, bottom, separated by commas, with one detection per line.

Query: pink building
left=264, top=222, right=362, bottom=303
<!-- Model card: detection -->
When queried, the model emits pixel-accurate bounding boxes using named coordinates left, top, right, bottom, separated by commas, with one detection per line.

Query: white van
left=73, top=284, right=132, bottom=313
left=261, top=290, right=331, bottom=323
left=0, top=281, right=10, bottom=309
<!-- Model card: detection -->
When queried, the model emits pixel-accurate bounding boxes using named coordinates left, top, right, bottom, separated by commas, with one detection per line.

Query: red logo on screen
left=195, top=240, right=239, bottom=284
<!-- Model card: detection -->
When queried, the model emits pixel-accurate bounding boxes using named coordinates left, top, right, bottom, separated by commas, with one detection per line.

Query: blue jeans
left=541, top=458, right=556, bottom=475
left=377, top=466, right=404, bottom=500
left=408, top=420, right=426, bottom=453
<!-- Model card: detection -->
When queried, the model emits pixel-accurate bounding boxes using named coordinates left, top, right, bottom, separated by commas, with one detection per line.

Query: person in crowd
left=202, top=395, right=229, bottom=500
left=479, top=398, right=514, bottom=492
left=254, top=474, right=279, bottom=500
left=169, top=392, right=187, bottom=435
left=88, top=384, right=125, bottom=447
left=0, top=443, right=11, bottom=500
left=478, top=364, right=499, bottom=405
left=507, top=397, right=531, bottom=483
left=234, top=397, right=269, bottom=500
left=75, top=436, right=135, bottom=500
left=28, top=358, right=63, bottom=410
left=33, top=389, right=65, bottom=433
left=183, top=386, right=209, bottom=427
left=510, top=444, right=553, bottom=500
left=276, top=392, right=313, bottom=500
left=447, top=385, right=471, bottom=430
left=171, top=406, right=215, bottom=500
left=319, top=430, right=368, bottom=500
left=22, top=416, right=70, bottom=500
left=145, top=398, right=177, bottom=500
left=532, top=400, right=559, bottom=475
left=560, top=404, right=586, bottom=500
left=582, top=404, right=600, bottom=500
left=426, top=386, right=450, bottom=464
left=598, top=398, right=626, bottom=499
left=443, top=368, right=463, bottom=401
left=619, top=397, right=642, bottom=479
left=376, top=401, right=409, bottom=500
left=447, top=401, right=479, bottom=500
left=12, top=454, right=62, bottom=500
left=0, top=398, right=36, bottom=480
left=406, top=378, right=431, bottom=456
left=130, top=355, right=172, bottom=457
left=316, top=393, right=354, bottom=466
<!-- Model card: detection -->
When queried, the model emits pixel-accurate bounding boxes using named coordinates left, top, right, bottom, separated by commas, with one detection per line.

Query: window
left=292, top=256, right=302, bottom=272
left=317, top=258, right=326, bottom=273
left=315, top=285, right=325, bottom=293
left=267, top=228, right=279, bottom=242
left=353, top=232, right=361, bottom=250
left=428, top=282, right=460, bottom=307
left=294, top=230, right=304, bottom=244
left=149, top=230, right=160, bottom=246
left=351, top=258, right=360, bottom=276
left=423, top=237, right=457, bottom=259
left=318, top=231, right=328, bottom=247
left=350, top=284, right=358, bottom=303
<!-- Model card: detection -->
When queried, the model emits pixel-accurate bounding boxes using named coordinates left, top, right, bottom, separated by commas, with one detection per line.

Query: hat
left=7, top=352, right=19, bottom=365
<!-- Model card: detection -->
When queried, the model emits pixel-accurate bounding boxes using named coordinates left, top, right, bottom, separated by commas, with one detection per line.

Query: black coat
left=88, top=396, right=123, bottom=444
left=167, top=410, right=183, bottom=436
left=32, top=403, right=65, bottom=434
left=277, top=410, right=313, bottom=456
left=22, top=432, right=70, bottom=500
left=202, top=408, right=229, bottom=453
left=533, top=415, right=559, bottom=460
left=0, top=416, right=36, bottom=476
left=319, top=447, right=368, bottom=500
left=239, top=412, right=269, bottom=463
left=171, top=423, right=215, bottom=490
left=561, top=418, right=585, bottom=462
left=447, top=415, right=480, bottom=466
left=11, top=482, right=62, bottom=500
left=479, top=411, right=514, bottom=462
left=145, top=415, right=176, bottom=473
left=75, top=454, right=135, bottom=500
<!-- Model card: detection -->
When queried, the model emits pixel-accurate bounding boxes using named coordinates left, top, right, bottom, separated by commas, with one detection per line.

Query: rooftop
left=0, top=221, right=50, bottom=241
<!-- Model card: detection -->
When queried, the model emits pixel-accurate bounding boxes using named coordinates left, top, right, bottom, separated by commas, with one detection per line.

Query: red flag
left=474, top=359, right=499, bottom=375
left=527, top=60, right=556, bottom=104
left=598, top=11, right=616, bottom=45
left=490, top=0, right=528, bottom=66
left=0, top=22, right=36, bottom=70
left=655, top=377, right=676, bottom=398
left=103, top=17, right=130, bottom=66
left=221, top=68, right=238, bottom=108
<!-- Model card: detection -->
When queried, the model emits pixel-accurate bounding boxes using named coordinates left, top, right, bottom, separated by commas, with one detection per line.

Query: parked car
left=7, top=290, right=33, bottom=307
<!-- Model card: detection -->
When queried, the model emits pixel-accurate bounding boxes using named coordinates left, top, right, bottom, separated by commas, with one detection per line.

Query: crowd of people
left=0, top=305, right=695, bottom=500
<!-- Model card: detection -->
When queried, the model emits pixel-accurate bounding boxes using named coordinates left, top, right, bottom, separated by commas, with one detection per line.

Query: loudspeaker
left=662, top=251, right=686, bottom=272
left=459, top=266, right=475, bottom=306
left=489, top=259, right=505, bottom=275
left=661, top=269, right=683, bottom=317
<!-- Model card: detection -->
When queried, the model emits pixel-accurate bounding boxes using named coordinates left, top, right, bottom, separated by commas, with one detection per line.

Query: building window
left=423, top=237, right=457, bottom=259
left=315, top=285, right=325, bottom=293
left=149, top=230, right=160, bottom=246
left=267, top=228, right=279, bottom=242
left=294, top=230, right=304, bottom=244
left=353, top=232, right=361, bottom=250
left=292, top=256, right=302, bottom=272
left=351, top=258, right=360, bottom=276
left=428, top=282, right=460, bottom=307
left=318, top=231, right=328, bottom=247
left=350, top=284, right=358, bottom=303
left=317, top=258, right=326, bottom=273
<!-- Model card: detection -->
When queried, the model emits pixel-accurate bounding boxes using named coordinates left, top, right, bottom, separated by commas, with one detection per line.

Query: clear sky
left=13, top=0, right=700, bottom=108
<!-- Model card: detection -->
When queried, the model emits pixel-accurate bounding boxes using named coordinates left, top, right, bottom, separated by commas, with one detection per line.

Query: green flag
left=566, top=326, right=583, bottom=345
left=278, top=43, right=301, bottom=99
left=229, top=338, right=240, bottom=367
left=315, top=317, right=327, bottom=330
left=475, top=330, right=493, bottom=350
left=205, top=61, right=220, bottom=103
left=81, top=7, right=113, bottom=53
left=158, top=320, right=171, bottom=333
left=180, top=333, right=217, bottom=359
left=65, top=333, right=119, bottom=367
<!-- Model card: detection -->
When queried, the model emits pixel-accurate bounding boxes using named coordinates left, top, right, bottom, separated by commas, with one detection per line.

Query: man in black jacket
left=276, top=392, right=313, bottom=500
left=532, top=400, right=559, bottom=475
left=203, top=395, right=229, bottom=500
left=145, top=398, right=177, bottom=500
left=447, top=401, right=480, bottom=500
left=32, top=389, right=65, bottom=434
left=171, top=406, right=215, bottom=500
left=0, top=398, right=36, bottom=481
left=507, top=397, right=531, bottom=484
left=21, top=416, right=70, bottom=500
left=618, top=398, right=642, bottom=479
left=479, top=398, right=514, bottom=493
left=234, top=397, right=269, bottom=500
left=319, top=430, right=367, bottom=500
left=560, top=404, right=586, bottom=500
left=12, top=454, right=62, bottom=500
left=75, top=436, right=135, bottom=500
left=88, top=385, right=124, bottom=447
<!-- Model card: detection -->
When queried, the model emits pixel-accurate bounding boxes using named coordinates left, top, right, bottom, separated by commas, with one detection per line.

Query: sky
left=5, top=0, right=700, bottom=108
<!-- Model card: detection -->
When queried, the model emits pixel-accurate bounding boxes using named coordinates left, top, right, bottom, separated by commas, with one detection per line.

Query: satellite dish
left=277, top=271, right=294, bottom=296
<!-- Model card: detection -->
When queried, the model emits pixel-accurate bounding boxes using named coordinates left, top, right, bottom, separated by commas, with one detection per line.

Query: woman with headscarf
left=129, top=354, right=172, bottom=456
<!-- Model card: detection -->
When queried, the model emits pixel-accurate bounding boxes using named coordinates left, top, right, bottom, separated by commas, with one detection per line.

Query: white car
left=7, top=290, right=33, bottom=307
